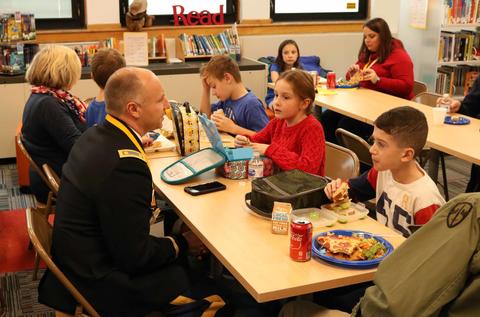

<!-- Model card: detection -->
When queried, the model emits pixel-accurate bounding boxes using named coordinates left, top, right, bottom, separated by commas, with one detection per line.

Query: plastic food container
left=291, top=208, right=338, bottom=228
left=321, top=202, right=369, bottom=223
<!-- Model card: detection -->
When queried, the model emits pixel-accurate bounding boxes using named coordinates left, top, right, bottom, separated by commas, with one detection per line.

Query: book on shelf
left=0, top=42, right=38, bottom=75
left=443, top=0, right=480, bottom=25
left=436, top=64, right=480, bottom=95
left=438, top=29, right=479, bottom=62
left=176, top=25, right=240, bottom=60
left=148, top=34, right=166, bottom=59
left=0, top=12, right=36, bottom=43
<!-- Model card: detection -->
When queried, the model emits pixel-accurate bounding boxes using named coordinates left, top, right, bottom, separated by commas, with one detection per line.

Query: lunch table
left=314, top=88, right=480, bottom=165
left=149, top=152, right=405, bottom=302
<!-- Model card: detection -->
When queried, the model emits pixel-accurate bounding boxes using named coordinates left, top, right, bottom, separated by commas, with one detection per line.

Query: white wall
left=398, top=0, right=443, bottom=90
left=370, top=0, right=401, bottom=35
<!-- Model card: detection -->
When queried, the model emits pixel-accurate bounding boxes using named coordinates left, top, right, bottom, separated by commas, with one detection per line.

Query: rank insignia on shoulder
left=118, top=149, right=147, bottom=163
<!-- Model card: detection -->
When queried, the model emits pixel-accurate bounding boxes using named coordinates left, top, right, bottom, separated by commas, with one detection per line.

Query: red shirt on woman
left=352, top=39, right=414, bottom=100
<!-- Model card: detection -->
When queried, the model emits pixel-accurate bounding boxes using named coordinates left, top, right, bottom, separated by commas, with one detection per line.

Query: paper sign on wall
left=410, top=0, right=429, bottom=29
left=123, top=32, right=148, bottom=66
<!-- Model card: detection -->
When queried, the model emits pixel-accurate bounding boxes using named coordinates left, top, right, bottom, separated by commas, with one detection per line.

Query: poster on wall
left=410, top=0, right=429, bottom=29
left=123, top=32, right=148, bottom=66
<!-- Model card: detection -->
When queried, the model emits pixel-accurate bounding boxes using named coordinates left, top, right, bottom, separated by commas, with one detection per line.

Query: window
left=119, top=0, right=237, bottom=26
left=271, top=0, right=368, bottom=22
left=0, top=0, right=85, bottom=29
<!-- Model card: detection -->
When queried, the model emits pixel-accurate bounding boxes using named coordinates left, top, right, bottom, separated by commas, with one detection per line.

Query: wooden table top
left=150, top=156, right=405, bottom=302
left=314, top=88, right=480, bottom=165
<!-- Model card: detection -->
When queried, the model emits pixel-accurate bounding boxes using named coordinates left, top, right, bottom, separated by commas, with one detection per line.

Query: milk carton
left=271, top=201, right=292, bottom=235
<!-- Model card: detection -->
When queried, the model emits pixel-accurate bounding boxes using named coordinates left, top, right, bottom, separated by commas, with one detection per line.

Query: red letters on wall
left=173, top=5, right=224, bottom=26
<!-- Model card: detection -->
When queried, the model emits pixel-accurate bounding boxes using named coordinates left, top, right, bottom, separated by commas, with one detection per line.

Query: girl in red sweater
left=235, top=70, right=326, bottom=176
left=321, top=17, right=414, bottom=144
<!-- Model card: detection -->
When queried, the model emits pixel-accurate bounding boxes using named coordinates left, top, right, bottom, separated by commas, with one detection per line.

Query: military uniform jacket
left=352, top=193, right=480, bottom=317
left=38, top=116, right=189, bottom=317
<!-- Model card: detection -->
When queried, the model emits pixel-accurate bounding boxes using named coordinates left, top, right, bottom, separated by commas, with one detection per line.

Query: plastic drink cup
left=309, top=70, right=318, bottom=86
left=432, top=107, right=447, bottom=125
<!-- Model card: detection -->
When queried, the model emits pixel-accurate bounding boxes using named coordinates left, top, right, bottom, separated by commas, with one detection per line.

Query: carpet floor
left=0, top=269, right=54, bottom=317
left=0, top=165, right=35, bottom=211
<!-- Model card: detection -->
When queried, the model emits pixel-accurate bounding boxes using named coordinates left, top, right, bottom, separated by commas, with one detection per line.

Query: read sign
left=173, top=5, right=225, bottom=25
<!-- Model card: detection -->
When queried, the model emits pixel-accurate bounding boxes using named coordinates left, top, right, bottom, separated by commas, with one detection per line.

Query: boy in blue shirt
left=86, top=48, right=126, bottom=127
left=200, top=55, right=269, bottom=136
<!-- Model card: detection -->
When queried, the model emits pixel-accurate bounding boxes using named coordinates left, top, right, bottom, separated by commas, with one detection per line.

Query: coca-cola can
left=290, top=218, right=312, bottom=262
left=327, top=72, right=336, bottom=89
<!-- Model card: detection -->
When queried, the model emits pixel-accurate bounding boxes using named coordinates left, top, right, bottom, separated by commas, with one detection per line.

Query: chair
left=17, top=134, right=57, bottom=279
left=15, top=123, right=30, bottom=188
left=335, top=128, right=373, bottom=167
left=25, top=208, right=100, bottom=317
left=16, top=134, right=55, bottom=199
left=42, top=164, right=60, bottom=196
left=413, top=92, right=450, bottom=200
left=413, top=91, right=442, bottom=105
left=413, top=80, right=428, bottom=97
left=325, top=142, right=360, bottom=180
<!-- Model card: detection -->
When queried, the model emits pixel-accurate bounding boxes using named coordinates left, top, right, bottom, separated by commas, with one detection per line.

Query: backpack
left=245, top=169, right=329, bottom=218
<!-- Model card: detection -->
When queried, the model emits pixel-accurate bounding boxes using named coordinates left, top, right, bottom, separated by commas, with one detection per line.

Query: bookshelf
left=438, top=60, right=480, bottom=66
left=0, top=12, right=38, bottom=75
left=399, top=0, right=480, bottom=98
left=437, top=22, right=480, bottom=97
left=0, top=41, right=38, bottom=75
left=175, top=37, right=213, bottom=62
left=174, top=26, right=240, bottom=62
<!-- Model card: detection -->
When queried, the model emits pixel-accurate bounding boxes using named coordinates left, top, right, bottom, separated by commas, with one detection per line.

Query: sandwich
left=325, top=182, right=355, bottom=216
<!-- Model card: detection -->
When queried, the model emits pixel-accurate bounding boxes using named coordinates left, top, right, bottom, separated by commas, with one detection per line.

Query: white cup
left=432, top=107, right=447, bottom=125
left=309, top=70, right=318, bottom=86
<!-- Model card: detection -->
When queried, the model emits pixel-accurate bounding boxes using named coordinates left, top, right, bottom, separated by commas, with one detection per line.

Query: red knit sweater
left=350, top=39, right=414, bottom=100
left=250, top=115, right=325, bottom=176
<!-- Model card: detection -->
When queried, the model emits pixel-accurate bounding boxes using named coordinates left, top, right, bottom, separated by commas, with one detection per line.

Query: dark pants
left=321, top=110, right=373, bottom=144
left=466, top=164, right=480, bottom=193
left=314, top=281, right=373, bottom=313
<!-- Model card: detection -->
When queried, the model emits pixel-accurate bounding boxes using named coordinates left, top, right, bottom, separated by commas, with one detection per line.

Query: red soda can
left=290, top=218, right=312, bottom=262
left=327, top=72, right=336, bottom=89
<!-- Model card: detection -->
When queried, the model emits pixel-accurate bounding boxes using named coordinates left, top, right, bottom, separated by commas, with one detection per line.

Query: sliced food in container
left=291, top=208, right=338, bottom=228
left=321, top=202, right=369, bottom=223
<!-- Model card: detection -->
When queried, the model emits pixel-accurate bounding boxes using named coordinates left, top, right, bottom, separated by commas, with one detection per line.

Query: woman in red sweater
left=321, top=17, right=414, bottom=143
left=235, top=70, right=326, bottom=176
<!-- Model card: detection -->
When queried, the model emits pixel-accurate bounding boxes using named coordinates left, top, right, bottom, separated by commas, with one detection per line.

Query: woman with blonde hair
left=21, top=45, right=87, bottom=203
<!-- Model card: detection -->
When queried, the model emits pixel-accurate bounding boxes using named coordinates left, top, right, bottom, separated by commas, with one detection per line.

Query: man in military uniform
left=38, top=67, right=204, bottom=316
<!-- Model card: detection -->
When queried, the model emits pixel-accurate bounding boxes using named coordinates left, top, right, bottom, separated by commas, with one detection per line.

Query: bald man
left=38, top=68, right=202, bottom=316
